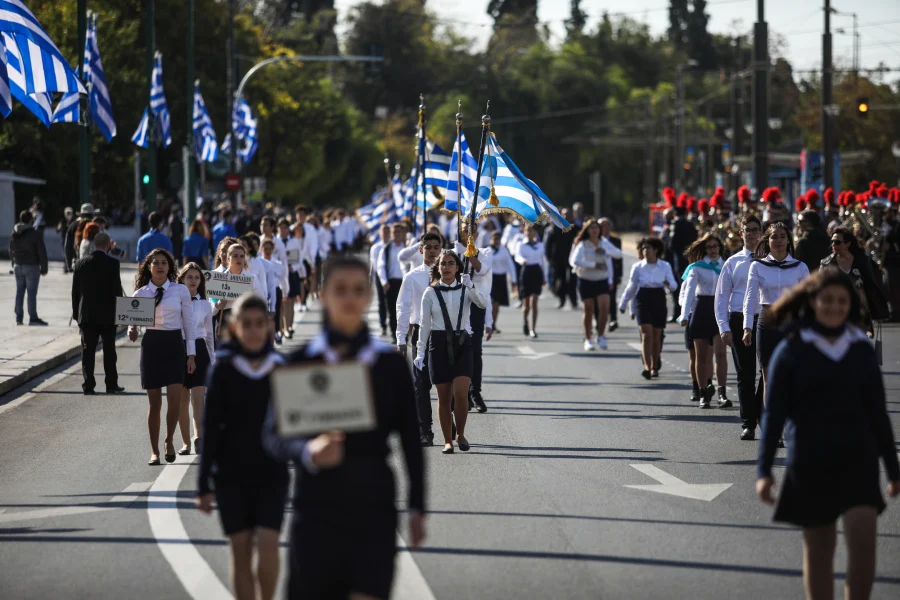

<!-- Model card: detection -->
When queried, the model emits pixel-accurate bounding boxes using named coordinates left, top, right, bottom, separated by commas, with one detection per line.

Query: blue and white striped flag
left=131, top=107, right=149, bottom=147
left=424, top=139, right=450, bottom=190
left=132, top=52, right=170, bottom=147
left=230, top=98, right=258, bottom=164
left=192, top=81, right=218, bottom=162
left=0, top=42, right=10, bottom=117
left=443, top=129, right=478, bottom=214
left=1, top=32, right=51, bottom=127
left=51, top=90, right=79, bottom=123
left=86, top=13, right=115, bottom=141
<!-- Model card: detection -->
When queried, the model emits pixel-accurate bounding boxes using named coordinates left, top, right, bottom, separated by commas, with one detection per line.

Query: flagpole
left=77, top=1, right=90, bottom=209
left=465, top=101, right=490, bottom=257
left=185, top=0, right=196, bottom=223
left=145, top=0, right=157, bottom=212
left=455, top=100, right=463, bottom=244
left=380, top=153, right=391, bottom=225
left=418, top=94, right=428, bottom=237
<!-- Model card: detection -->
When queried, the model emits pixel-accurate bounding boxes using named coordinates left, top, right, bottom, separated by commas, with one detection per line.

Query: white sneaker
left=584, top=339, right=596, bottom=351
left=597, top=335, right=608, bottom=350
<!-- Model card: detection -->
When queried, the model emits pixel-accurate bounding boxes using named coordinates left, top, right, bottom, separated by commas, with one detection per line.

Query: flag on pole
left=424, top=140, right=450, bottom=189
left=1, top=32, right=51, bottom=127
left=86, top=13, right=115, bottom=141
left=230, top=98, right=258, bottom=164
left=0, top=42, right=10, bottom=117
left=132, top=52, right=170, bottom=147
left=131, top=107, right=150, bottom=147
left=443, top=129, right=478, bottom=214
left=51, top=91, right=79, bottom=123
left=192, top=81, right=218, bottom=162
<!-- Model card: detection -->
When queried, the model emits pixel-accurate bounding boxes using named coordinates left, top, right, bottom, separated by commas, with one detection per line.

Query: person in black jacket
left=9, top=210, right=48, bottom=326
left=669, top=205, right=698, bottom=321
left=71, top=232, right=124, bottom=394
left=263, top=255, right=426, bottom=599
left=757, top=269, right=899, bottom=600
left=793, top=210, right=832, bottom=273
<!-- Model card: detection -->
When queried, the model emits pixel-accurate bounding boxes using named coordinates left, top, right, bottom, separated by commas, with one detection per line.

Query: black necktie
left=155, top=286, right=165, bottom=307
left=191, top=296, right=198, bottom=302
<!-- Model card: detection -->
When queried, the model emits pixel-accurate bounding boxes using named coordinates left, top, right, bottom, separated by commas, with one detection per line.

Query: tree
left=565, top=0, right=587, bottom=38
left=686, top=0, right=715, bottom=70
left=487, top=0, right=538, bottom=22
left=667, top=0, right=689, bottom=50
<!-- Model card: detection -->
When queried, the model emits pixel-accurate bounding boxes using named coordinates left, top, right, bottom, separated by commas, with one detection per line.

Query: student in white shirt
left=514, top=224, right=547, bottom=338
left=260, top=239, right=287, bottom=345
left=455, top=221, right=493, bottom=413
left=212, top=243, right=266, bottom=338
left=619, top=237, right=677, bottom=379
left=569, top=219, right=622, bottom=351
left=240, top=234, right=270, bottom=307
left=677, top=233, right=727, bottom=409
left=127, top=248, right=197, bottom=466
left=488, top=231, right=517, bottom=334
left=276, top=219, right=297, bottom=339
left=175, top=263, right=215, bottom=456
left=377, top=223, right=408, bottom=338
left=715, top=214, right=764, bottom=440
left=369, top=225, right=391, bottom=336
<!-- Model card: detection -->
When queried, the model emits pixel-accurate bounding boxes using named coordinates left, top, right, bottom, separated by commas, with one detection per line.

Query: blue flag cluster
left=192, top=81, right=218, bottom=163
left=132, top=52, right=171, bottom=148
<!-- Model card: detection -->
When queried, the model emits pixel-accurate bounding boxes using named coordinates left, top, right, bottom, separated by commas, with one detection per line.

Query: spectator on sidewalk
left=57, top=207, right=75, bottom=274
left=71, top=232, right=125, bottom=395
left=9, top=210, right=48, bottom=326
left=136, top=212, right=173, bottom=264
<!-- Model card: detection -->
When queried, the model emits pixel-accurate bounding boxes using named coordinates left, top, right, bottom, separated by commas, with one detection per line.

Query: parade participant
left=128, top=249, right=196, bottom=465
left=290, top=222, right=311, bottom=314
left=71, top=232, right=124, bottom=395
left=175, top=263, right=214, bottom=455
left=756, top=269, right=899, bottom=600
left=78, top=222, right=100, bottom=260
left=276, top=219, right=299, bottom=337
left=489, top=230, right=517, bottom=334
left=678, top=233, right=726, bottom=409
left=239, top=234, right=271, bottom=307
left=545, top=207, right=577, bottom=310
left=136, top=212, right=173, bottom=264
left=569, top=218, right=622, bottom=351
left=415, top=249, right=487, bottom=453
left=515, top=224, right=547, bottom=338
left=214, top=244, right=266, bottom=340
left=600, top=219, right=624, bottom=332
left=619, top=237, right=677, bottom=379
left=794, top=210, right=831, bottom=273
left=397, top=232, right=444, bottom=445
left=715, top=215, right=764, bottom=439
left=10, top=210, right=49, bottom=326
left=213, top=236, right=239, bottom=270
left=295, top=206, right=319, bottom=302
left=260, top=239, right=286, bottom=333
left=196, top=293, right=287, bottom=600
left=376, top=223, right=407, bottom=338
left=399, top=230, right=426, bottom=273
left=263, top=255, right=425, bottom=598
left=455, top=221, right=493, bottom=412
left=678, top=274, right=700, bottom=400
left=212, top=209, right=237, bottom=252
left=369, top=225, right=391, bottom=336
left=669, top=200, right=699, bottom=322
left=183, top=220, right=210, bottom=269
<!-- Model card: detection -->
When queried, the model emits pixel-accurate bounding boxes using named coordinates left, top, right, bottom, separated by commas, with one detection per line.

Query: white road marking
left=517, top=346, right=556, bottom=360
left=393, top=534, right=438, bottom=600
left=625, top=464, right=732, bottom=501
left=0, top=482, right=153, bottom=524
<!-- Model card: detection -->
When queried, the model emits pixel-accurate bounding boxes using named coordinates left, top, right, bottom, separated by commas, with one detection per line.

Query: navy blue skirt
left=491, top=273, right=510, bottom=306
left=428, top=330, right=473, bottom=384
left=636, top=287, right=667, bottom=328
left=140, top=329, right=185, bottom=390
left=688, top=296, right=717, bottom=344
left=183, top=339, right=211, bottom=389
left=578, top=278, right=609, bottom=299
left=519, top=264, right=544, bottom=297
left=756, top=307, right=784, bottom=370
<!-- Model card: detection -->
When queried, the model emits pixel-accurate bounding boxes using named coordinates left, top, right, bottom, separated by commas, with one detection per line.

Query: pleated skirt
left=140, top=329, right=185, bottom=390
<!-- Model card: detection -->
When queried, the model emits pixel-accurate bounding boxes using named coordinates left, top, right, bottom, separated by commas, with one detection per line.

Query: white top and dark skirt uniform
left=620, top=259, right=678, bottom=328
left=743, top=254, right=809, bottom=369
left=569, top=238, right=622, bottom=299
left=132, top=280, right=196, bottom=389
left=515, top=240, right=547, bottom=297
left=416, top=279, right=488, bottom=385
left=758, top=324, right=900, bottom=527
left=678, top=256, right=724, bottom=345
left=263, top=328, right=425, bottom=599
left=489, top=244, right=517, bottom=306
left=183, top=295, right=215, bottom=389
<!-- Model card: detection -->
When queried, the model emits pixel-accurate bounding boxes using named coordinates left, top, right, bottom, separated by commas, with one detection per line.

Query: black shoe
left=106, top=385, right=125, bottom=394
left=16, top=320, right=23, bottom=326
left=381, top=327, right=388, bottom=337
left=608, top=321, right=618, bottom=332
left=420, top=433, right=434, bottom=447
left=83, top=388, right=96, bottom=395
left=29, top=318, right=49, bottom=326
left=556, top=301, right=565, bottom=309
left=641, top=369, right=651, bottom=380
left=699, top=389, right=712, bottom=409
left=471, top=392, right=487, bottom=413
left=468, top=396, right=475, bottom=411
left=523, top=323, right=530, bottom=336
left=740, top=428, right=756, bottom=441
left=689, top=389, right=700, bottom=402
left=717, top=386, right=731, bottom=407
left=457, top=437, right=471, bottom=452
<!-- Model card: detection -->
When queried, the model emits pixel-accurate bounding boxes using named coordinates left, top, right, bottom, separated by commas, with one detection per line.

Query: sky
left=333, top=0, right=900, bottom=75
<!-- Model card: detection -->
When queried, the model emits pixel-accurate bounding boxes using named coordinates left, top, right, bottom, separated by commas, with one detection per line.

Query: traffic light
left=142, top=174, right=150, bottom=185
left=857, top=97, right=869, bottom=118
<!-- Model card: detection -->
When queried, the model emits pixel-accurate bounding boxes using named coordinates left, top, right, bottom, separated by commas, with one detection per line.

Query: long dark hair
left=768, top=268, right=863, bottom=329
left=214, top=236, right=239, bottom=268
left=684, top=233, right=723, bottom=264
left=757, top=222, right=795, bottom=258
left=831, top=226, right=863, bottom=257
left=572, top=219, right=601, bottom=247
left=135, top=248, right=177, bottom=290
left=177, top=262, right=207, bottom=299
left=430, top=249, right=462, bottom=284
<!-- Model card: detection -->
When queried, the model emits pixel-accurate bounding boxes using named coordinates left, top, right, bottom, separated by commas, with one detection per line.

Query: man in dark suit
left=669, top=205, right=698, bottom=322
left=72, top=232, right=125, bottom=395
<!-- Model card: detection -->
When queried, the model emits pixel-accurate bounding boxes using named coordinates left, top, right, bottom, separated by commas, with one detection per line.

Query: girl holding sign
left=128, top=249, right=197, bottom=465
left=196, top=294, right=287, bottom=600
left=263, top=255, right=426, bottom=599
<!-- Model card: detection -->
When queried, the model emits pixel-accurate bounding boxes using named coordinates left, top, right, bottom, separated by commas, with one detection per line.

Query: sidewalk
left=0, top=259, right=136, bottom=396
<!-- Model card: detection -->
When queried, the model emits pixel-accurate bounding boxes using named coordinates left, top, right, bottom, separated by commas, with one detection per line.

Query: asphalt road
left=1, top=251, right=899, bottom=599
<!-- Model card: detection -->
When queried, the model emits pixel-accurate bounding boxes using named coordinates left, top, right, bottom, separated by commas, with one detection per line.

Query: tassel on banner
left=489, top=186, right=500, bottom=206
left=432, top=184, right=444, bottom=201
left=465, top=234, right=477, bottom=257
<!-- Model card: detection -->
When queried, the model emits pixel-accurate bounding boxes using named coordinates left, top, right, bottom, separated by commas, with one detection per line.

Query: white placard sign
left=286, top=248, right=300, bottom=263
left=203, top=270, right=253, bottom=301
left=115, top=297, right=156, bottom=326
left=272, top=362, right=376, bottom=437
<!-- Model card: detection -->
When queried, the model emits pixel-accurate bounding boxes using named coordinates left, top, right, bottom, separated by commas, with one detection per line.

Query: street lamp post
left=752, top=0, right=769, bottom=196
left=823, top=0, right=835, bottom=191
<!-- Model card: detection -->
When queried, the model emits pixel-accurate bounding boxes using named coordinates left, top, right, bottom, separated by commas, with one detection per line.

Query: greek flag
left=443, top=129, right=478, bottom=214
left=85, top=13, right=115, bottom=141
left=494, top=137, right=570, bottom=230
left=131, top=107, right=149, bottom=147
left=50, top=90, right=78, bottom=123
left=0, top=42, right=9, bottom=117
left=424, top=139, right=450, bottom=189
left=192, top=81, right=218, bottom=162
left=2, top=32, right=51, bottom=126
left=228, top=98, right=258, bottom=164
left=132, top=52, right=170, bottom=148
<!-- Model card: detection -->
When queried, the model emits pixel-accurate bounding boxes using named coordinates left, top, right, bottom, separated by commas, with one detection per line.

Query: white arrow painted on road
left=517, top=346, right=556, bottom=360
left=624, top=464, right=732, bottom=501
left=0, top=482, right=153, bottom=524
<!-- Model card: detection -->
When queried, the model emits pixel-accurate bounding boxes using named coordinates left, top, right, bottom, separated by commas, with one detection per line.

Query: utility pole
left=77, top=0, right=90, bottom=208
left=706, top=102, right=714, bottom=194
left=730, top=35, right=744, bottom=191
left=644, top=97, right=654, bottom=205
left=227, top=0, right=237, bottom=207
left=676, top=66, right=685, bottom=190
left=823, top=0, right=834, bottom=191
left=751, top=0, right=769, bottom=196
left=145, top=0, right=156, bottom=212
left=184, top=0, right=196, bottom=222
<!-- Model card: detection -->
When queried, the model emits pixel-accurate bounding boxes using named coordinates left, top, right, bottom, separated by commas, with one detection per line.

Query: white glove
left=461, top=273, right=473, bottom=289
left=413, top=356, right=425, bottom=370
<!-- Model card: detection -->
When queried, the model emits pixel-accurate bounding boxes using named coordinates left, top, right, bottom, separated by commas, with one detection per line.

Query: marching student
left=569, top=218, right=622, bottom=351
left=239, top=234, right=270, bottom=307
left=196, top=293, right=287, bottom=600
left=377, top=223, right=408, bottom=339
left=213, top=236, right=240, bottom=270
left=291, top=223, right=311, bottom=312
left=397, top=232, right=444, bottom=445
left=415, top=249, right=488, bottom=453
left=677, top=233, right=726, bottom=409
left=369, top=225, right=391, bottom=337
left=263, top=255, right=426, bottom=598
left=259, top=239, right=286, bottom=341
left=128, top=248, right=197, bottom=465
left=619, top=237, right=677, bottom=379
left=456, top=221, right=493, bottom=413
left=276, top=219, right=298, bottom=338
left=756, top=269, right=899, bottom=600
left=176, top=263, right=215, bottom=455
left=488, top=230, right=517, bottom=334
left=213, top=243, right=267, bottom=340
left=600, top=219, right=624, bottom=332
left=515, top=224, right=547, bottom=338
left=716, top=215, right=764, bottom=440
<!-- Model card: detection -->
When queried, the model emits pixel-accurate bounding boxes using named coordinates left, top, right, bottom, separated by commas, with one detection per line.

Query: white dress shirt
left=569, top=239, right=622, bottom=283
left=489, top=245, right=518, bottom=282
left=743, top=254, right=810, bottom=329
left=302, top=222, right=319, bottom=261
left=454, top=242, right=494, bottom=299
left=619, top=259, right=678, bottom=306
left=398, top=244, right=424, bottom=272
left=185, top=294, right=215, bottom=362
left=377, top=241, right=405, bottom=282
left=515, top=240, right=548, bottom=280
left=677, top=256, right=724, bottom=322
left=368, top=240, right=385, bottom=278
left=415, top=280, right=488, bottom=364
left=131, top=280, right=197, bottom=355
left=285, top=237, right=306, bottom=277
left=258, top=257, right=280, bottom=311
left=715, top=248, right=755, bottom=334
left=396, top=264, right=433, bottom=345
left=317, top=226, right=332, bottom=259
left=247, top=257, right=269, bottom=304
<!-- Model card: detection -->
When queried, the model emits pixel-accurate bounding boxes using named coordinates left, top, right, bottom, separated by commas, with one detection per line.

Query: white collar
left=305, top=331, right=391, bottom=365
left=798, top=325, right=870, bottom=362
left=151, top=280, right=171, bottom=292
left=416, top=263, right=434, bottom=273
left=232, top=352, right=284, bottom=379
left=765, top=253, right=793, bottom=262
left=437, top=279, right=460, bottom=288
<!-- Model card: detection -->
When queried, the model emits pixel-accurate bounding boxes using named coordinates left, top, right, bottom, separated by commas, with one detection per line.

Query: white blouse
left=185, top=294, right=215, bottom=362
left=415, top=280, right=488, bottom=364
left=714, top=248, right=756, bottom=333
left=131, top=280, right=197, bottom=355
left=743, top=254, right=810, bottom=329
left=515, top=240, right=548, bottom=279
left=569, top=238, right=622, bottom=283
left=678, top=257, right=724, bottom=322
left=620, top=259, right=678, bottom=306
left=489, top=245, right=517, bottom=281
